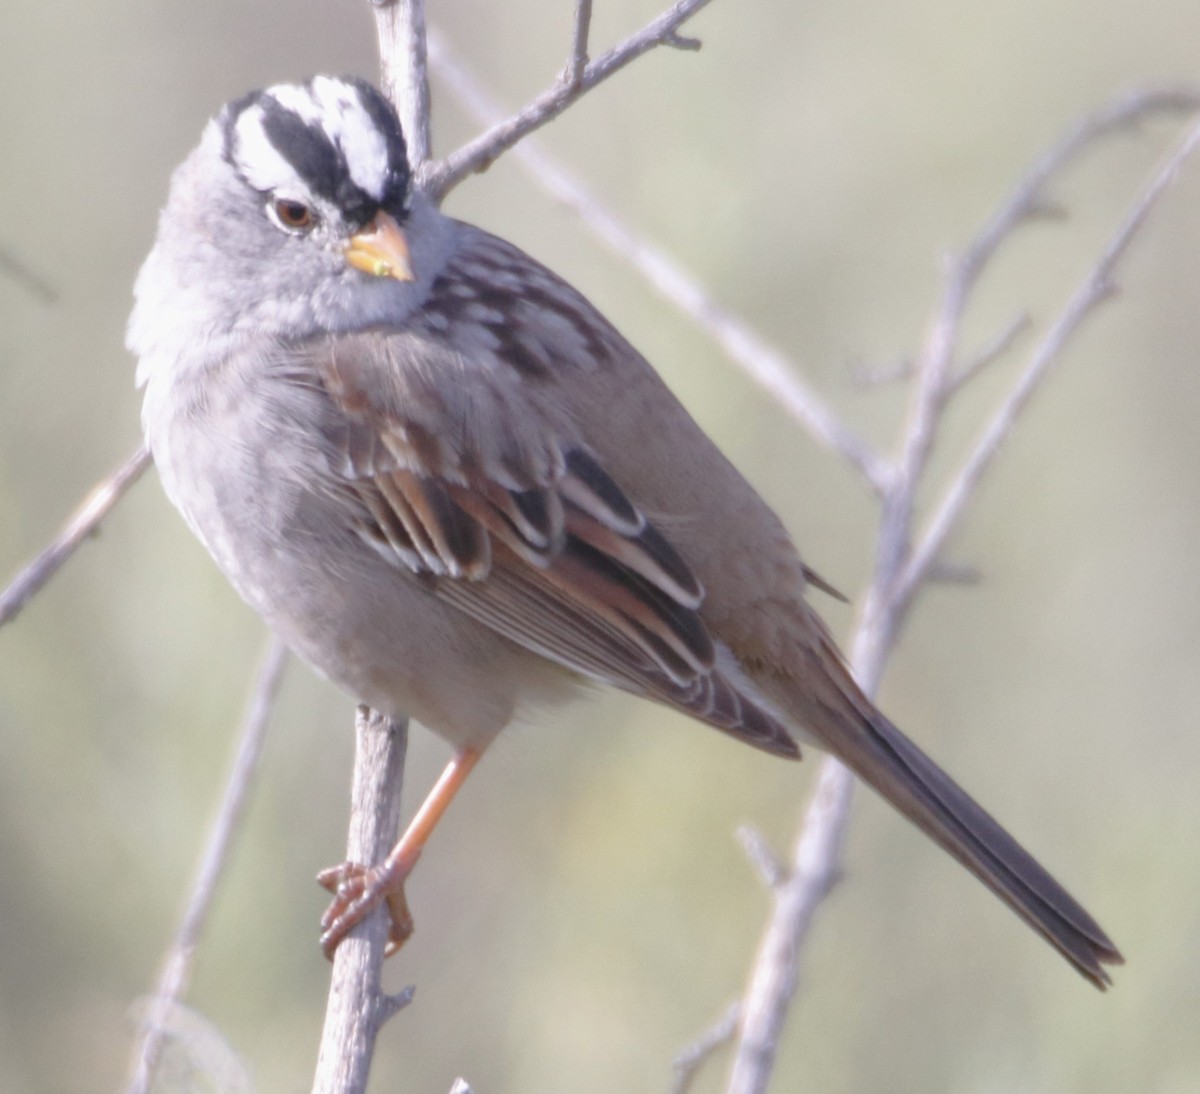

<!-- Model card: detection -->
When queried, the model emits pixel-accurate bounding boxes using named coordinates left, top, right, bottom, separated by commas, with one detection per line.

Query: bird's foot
left=317, top=860, right=414, bottom=959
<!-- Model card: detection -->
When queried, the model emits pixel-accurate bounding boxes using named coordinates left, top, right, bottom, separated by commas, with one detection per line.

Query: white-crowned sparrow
left=129, top=76, right=1121, bottom=985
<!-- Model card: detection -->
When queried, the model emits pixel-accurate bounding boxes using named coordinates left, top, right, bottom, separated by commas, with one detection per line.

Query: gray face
left=129, top=77, right=419, bottom=367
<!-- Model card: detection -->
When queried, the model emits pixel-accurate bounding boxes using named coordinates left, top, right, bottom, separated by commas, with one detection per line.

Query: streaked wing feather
left=353, top=481, right=425, bottom=572
left=560, top=449, right=643, bottom=535
left=437, top=548, right=796, bottom=756
left=446, top=484, right=558, bottom=569
left=314, top=337, right=798, bottom=757
left=565, top=508, right=703, bottom=609
left=387, top=469, right=490, bottom=579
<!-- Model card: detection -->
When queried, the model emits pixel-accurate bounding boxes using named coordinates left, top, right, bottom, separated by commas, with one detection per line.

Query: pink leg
left=318, top=746, right=483, bottom=958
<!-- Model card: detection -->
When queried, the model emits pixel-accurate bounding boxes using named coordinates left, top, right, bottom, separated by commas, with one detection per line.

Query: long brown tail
left=804, top=672, right=1123, bottom=987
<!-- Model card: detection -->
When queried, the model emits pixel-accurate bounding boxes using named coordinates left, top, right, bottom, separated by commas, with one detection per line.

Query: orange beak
left=344, top=211, right=415, bottom=281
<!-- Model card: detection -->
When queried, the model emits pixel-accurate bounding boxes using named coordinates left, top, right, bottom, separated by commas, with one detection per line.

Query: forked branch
left=722, top=91, right=1200, bottom=1094
left=425, top=30, right=889, bottom=491
left=421, top=0, right=716, bottom=200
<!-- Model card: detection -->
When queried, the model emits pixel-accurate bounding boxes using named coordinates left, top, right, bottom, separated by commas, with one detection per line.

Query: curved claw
left=314, top=749, right=483, bottom=960
left=317, top=860, right=414, bottom=959
left=316, top=861, right=362, bottom=895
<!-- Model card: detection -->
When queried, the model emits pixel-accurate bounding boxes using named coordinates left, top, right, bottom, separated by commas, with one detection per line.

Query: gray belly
left=144, top=368, right=576, bottom=747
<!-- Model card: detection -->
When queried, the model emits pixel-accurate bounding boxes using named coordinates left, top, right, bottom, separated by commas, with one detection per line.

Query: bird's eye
left=268, top=198, right=316, bottom=233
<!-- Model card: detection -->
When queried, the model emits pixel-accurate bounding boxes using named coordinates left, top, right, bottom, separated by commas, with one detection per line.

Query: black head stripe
left=258, top=101, right=342, bottom=201
left=258, top=100, right=382, bottom=225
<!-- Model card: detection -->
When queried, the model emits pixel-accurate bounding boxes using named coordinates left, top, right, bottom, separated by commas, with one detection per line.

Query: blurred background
left=2, top=1, right=1199, bottom=1091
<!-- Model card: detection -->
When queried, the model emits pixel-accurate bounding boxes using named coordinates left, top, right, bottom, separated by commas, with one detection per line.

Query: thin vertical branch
left=371, top=0, right=432, bottom=168
left=724, top=598, right=888, bottom=1094
left=564, top=0, right=594, bottom=87
left=312, top=710, right=414, bottom=1094
left=725, top=762, right=851, bottom=1094
left=125, top=639, right=288, bottom=1094
left=881, top=86, right=1200, bottom=608
left=307, top=9, right=428, bottom=1092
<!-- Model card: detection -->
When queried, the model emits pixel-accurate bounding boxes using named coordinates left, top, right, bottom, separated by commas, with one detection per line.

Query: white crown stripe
left=233, top=104, right=304, bottom=194
left=264, top=84, right=322, bottom=125
left=257, top=78, right=392, bottom=203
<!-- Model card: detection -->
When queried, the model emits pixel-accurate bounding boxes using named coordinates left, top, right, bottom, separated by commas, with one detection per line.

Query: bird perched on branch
left=129, top=76, right=1121, bottom=987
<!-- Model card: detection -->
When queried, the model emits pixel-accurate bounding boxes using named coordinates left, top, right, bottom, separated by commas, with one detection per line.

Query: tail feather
left=777, top=623, right=1123, bottom=983
left=778, top=628, right=1123, bottom=986
left=801, top=674, right=1123, bottom=987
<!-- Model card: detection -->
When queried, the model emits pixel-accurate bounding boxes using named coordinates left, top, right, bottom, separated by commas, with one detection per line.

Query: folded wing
left=310, top=332, right=799, bottom=758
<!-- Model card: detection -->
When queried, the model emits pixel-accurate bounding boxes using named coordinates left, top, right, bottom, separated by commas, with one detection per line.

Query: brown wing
left=311, top=332, right=798, bottom=758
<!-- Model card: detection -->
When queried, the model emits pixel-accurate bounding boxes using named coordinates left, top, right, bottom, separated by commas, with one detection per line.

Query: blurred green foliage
left=2, top=1, right=1199, bottom=1091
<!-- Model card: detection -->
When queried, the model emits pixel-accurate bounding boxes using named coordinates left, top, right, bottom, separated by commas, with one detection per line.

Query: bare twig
left=880, top=87, right=1200, bottom=592
left=564, top=0, right=594, bottom=88
left=426, top=33, right=889, bottom=492
left=672, top=1001, right=741, bottom=1094
left=736, top=826, right=787, bottom=890
left=946, top=312, right=1031, bottom=395
left=421, top=0, right=717, bottom=200
left=724, top=550, right=907, bottom=1094
left=930, top=87, right=1200, bottom=343
left=371, top=0, right=432, bottom=168
left=0, top=443, right=152, bottom=627
left=725, top=759, right=854, bottom=1094
left=894, top=113, right=1200, bottom=614
left=722, top=87, right=1200, bottom=1094
left=312, top=709, right=413, bottom=1094
left=125, top=638, right=288, bottom=1094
